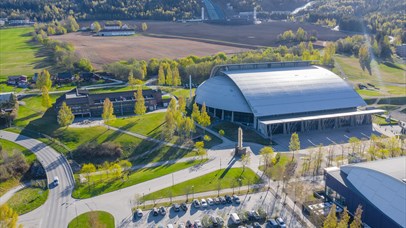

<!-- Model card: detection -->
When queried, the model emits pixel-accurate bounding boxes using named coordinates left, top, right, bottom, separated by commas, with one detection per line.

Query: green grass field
left=0, top=27, right=45, bottom=80
left=6, top=187, right=48, bottom=215
left=259, top=154, right=290, bottom=181
left=68, top=211, right=114, bottom=228
left=72, top=159, right=206, bottom=199
left=143, top=167, right=262, bottom=200
left=212, top=121, right=271, bottom=145
left=334, top=55, right=405, bottom=97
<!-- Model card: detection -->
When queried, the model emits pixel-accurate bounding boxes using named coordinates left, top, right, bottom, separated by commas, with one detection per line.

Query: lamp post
left=192, top=185, right=194, bottom=199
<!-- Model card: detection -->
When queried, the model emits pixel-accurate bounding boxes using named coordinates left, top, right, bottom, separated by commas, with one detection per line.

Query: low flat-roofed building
left=324, top=157, right=406, bottom=228
left=97, top=29, right=135, bottom=36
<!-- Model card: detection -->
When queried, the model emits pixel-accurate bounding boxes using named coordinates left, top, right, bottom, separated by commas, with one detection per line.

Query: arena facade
left=195, top=61, right=384, bottom=139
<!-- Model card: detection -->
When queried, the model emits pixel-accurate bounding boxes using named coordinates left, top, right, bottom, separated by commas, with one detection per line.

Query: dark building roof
left=57, top=72, right=73, bottom=79
left=98, top=29, right=134, bottom=33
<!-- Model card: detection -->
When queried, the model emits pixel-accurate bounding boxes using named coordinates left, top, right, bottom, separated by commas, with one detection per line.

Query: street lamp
left=192, top=185, right=194, bottom=199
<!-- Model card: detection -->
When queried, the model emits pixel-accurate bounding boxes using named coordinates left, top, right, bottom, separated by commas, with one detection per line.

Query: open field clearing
left=52, top=32, right=248, bottom=69
left=0, top=27, right=45, bottom=80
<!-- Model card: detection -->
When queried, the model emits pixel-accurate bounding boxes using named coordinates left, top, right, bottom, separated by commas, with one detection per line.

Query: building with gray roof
left=195, top=61, right=384, bottom=138
left=324, top=157, right=406, bottom=228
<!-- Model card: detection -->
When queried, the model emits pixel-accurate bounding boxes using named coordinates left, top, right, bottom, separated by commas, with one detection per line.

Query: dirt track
left=53, top=33, right=248, bottom=69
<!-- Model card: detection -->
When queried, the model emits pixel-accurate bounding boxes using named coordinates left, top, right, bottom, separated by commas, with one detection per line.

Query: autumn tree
left=109, top=163, right=122, bottom=179
left=173, top=66, right=181, bottom=86
left=199, top=102, right=211, bottom=129
left=191, top=102, right=200, bottom=122
left=57, top=102, right=74, bottom=127
left=36, top=69, right=52, bottom=91
left=141, top=22, right=148, bottom=32
left=158, top=64, right=165, bottom=85
left=323, top=204, right=337, bottom=228
left=92, top=21, right=101, bottom=33
left=337, top=207, right=350, bottom=228
left=195, top=141, right=206, bottom=159
left=350, top=205, right=363, bottom=228
left=81, top=163, right=96, bottom=183
left=322, top=43, right=336, bottom=66
left=183, top=117, right=196, bottom=139
left=178, top=96, right=186, bottom=115
left=41, top=86, right=52, bottom=108
left=165, top=64, right=173, bottom=85
left=0, top=204, right=19, bottom=228
left=218, top=129, right=225, bottom=137
left=260, top=146, right=274, bottom=170
left=241, top=153, right=251, bottom=172
left=289, top=132, right=300, bottom=160
left=102, top=98, right=116, bottom=124
left=163, top=109, right=176, bottom=139
left=358, top=44, right=372, bottom=75
left=134, top=87, right=146, bottom=115
left=128, top=70, right=137, bottom=89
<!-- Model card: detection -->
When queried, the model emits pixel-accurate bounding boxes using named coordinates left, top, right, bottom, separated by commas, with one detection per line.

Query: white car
left=136, top=209, right=143, bottom=217
left=53, top=176, right=59, bottom=186
left=201, top=199, right=208, bottom=207
left=207, top=198, right=214, bottom=206
left=230, top=213, right=240, bottom=224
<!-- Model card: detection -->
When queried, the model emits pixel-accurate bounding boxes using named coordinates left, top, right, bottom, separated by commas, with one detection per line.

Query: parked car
left=194, top=220, right=203, bottom=228
left=213, top=197, right=220, bottom=204
left=177, top=222, right=186, bottom=228
left=225, top=195, right=233, bottom=203
left=167, top=224, right=174, bottom=228
left=210, top=216, right=219, bottom=227
left=233, top=195, right=241, bottom=204
left=172, top=203, right=180, bottom=212
left=152, top=208, right=159, bottom=216
left=207, top=198, right=214, bottom=206
left=201, top=199, right=208, bottom=208
left=216, top=217, right=224, bottom=226
left=253, top=222, right=261, bottom=228
left=186, top=220, right=193, bottom=228
left=53, top=176, right=59, bottom=186
left=159, top=206, right=166, bottom=215
left=135, top=209, right=143, bottom=217
left=230, top=213, right=241, bottom=224
left=181, top=202, right=188, bottom=211
left=276, top=217, right=286, bottom=228
left=249, top=210, right=262, bottom=220
left=267, top=219, right=278, bottom=227
left=219, top=196, right=226, bottom=204
left=193, top=199, right=201, bottom=208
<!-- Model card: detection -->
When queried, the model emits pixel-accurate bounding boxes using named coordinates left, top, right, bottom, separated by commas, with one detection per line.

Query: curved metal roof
left=196, top=65, right=366, bottom=117
left=195, top=75, right=251, bottom=113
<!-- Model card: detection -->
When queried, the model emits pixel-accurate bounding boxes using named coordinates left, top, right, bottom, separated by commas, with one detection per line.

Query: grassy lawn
left=258, top=154, right=290, bottom=181
left=159, top=86, right=196, bottom=98
left=356, top=89, right=383, bottom=97
left=334, top=55, right=405, bottom=97
left=143, top=167, right=262, bottom=200
left=68, top=211, right=114, bottom=228
left=0, top=27, right=45, bottom=80
left=134, top=146, right=196, bottom=164
left=72, top=159, right=206, bottom=199
left=7, top=187, right=48, bottom=215
left=88, top=85, right=150, bottom=94
left=109, top=113, right=222, bottom=149
left=372, top=115, right=398, bottom=125
left=212, top=121, right=271, bottom=145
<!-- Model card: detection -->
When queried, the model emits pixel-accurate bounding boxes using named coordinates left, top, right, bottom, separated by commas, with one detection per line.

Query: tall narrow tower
left=201, top=7, right=205, bottom=20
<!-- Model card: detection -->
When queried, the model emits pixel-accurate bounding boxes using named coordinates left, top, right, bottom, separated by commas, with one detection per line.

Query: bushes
left=0, top=152, right=29, bottom=182
left=74, top=142, right=123, bottom=161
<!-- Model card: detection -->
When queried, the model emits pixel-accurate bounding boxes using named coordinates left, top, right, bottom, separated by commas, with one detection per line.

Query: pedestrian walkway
left=0, top=182, right=29, bottom=205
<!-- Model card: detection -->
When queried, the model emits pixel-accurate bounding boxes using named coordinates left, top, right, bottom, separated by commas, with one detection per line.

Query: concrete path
left=0, top=182, right=29, bottom=205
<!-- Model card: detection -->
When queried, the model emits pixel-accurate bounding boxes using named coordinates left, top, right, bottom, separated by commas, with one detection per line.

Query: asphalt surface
left=0, top=130, right=75, bottom=228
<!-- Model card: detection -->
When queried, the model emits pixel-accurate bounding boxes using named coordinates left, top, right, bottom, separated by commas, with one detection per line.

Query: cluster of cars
left=193, top=195, right=241, bottom=208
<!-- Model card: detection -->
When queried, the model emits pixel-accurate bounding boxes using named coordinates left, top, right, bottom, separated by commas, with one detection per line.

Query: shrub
left=74, top=142, right=123, bottom=161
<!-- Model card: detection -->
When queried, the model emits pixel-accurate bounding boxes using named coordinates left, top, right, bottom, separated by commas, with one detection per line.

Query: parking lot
left=130, top=190, right=303, bottom=227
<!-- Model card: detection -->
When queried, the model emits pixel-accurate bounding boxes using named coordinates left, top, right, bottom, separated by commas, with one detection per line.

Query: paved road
left=0, top=130, right=75, bottom=228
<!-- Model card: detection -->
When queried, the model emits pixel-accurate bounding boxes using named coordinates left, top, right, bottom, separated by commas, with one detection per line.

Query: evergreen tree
left=36, top=69, right=52, bottom=91
left=165, top=64, right=173, bottom=85
left=323, top=204, right=337, bottom=228
left=158, top=64, right=165, bottom=85
left=134, top=87, right=146, bottom=115
left=102, top=98, right=116, bottom=124
left=41, top=86, right=52, bottom=108
left=57, top=102, right=74, bottom=127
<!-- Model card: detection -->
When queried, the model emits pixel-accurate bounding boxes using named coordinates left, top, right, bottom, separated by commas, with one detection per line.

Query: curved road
left=0, top=130, right=75, bottom=228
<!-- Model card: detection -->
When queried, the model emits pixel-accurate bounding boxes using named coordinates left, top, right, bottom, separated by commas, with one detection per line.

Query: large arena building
left=195, top=61, right=383, bottom=138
